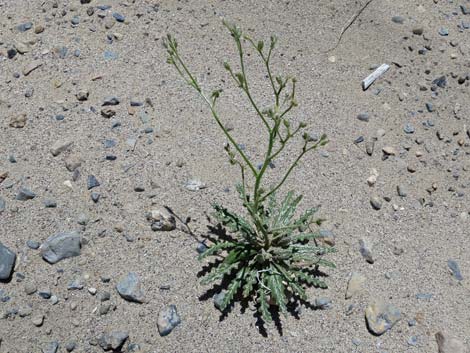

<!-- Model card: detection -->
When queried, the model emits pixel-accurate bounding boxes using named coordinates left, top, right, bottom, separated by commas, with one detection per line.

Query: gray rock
left=435, top=331, right=465, bottom=353
left=359, top=238, right=374, bottom=264
left=146, top=209, right=176, bottom=231
left=65, top=342, right=76, bottom=352
left=447, top=259, right=463, bottom=281
left=87, top=175, right=100, bottom=190
left=102, top=96, right=120, bottom=106
left=42, top=341, right=59, bottom=353
left=345, top=272, right=366, bottom=299
left=213, top=291, right=225, bottom=311
left=157, top=304, right=181, bottom=336
left=99, top=331, right=129, bottom=351
left=391, top=15, right=405, bottom=24
left=16, top=187, right=36, bottom=201
left=26, top=240, right=40, bottom=250
left=0, top=243, right=16, bottom=281
left=0, top=196, right=5, bottom=212
left=40, top=232, right=81, bottom=264
left=50, top=139, right=73, bottom=156
left=397, top=185, right=407, bottom=197
left=38, top=288, right=51, bottom=299
left=116, top=272, right=145, bottom=303
left=68, top=278, right=84, bottom=290
left=357, top=112, right=369, bottom=122
left=461, top=5, right=470, bottom=15
left=184, top=179, right=207, bottom=191
left=370, top=196, right=382, bottom=210
left=24, top=282, right=37, bottom=295
left=404, top=123, right=415, bottom=134
left=314, top=297, right=331, bottom=309
left=76, top=90, right=89, bottom=101
left=365, top=300, right=401, bottom=335
left=44, top=199, right=57, bottom=208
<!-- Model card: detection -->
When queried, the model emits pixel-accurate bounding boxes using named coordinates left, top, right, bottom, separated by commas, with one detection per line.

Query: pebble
left=359, top=238, right=374, bottom=264
left=16, top=187, right=36, bottom=201
left=397, top=185, right=407, bottom=197
left=65, top=155, right=82, bottom=171
left=314, top=297, right=331, bottom=309
left=113, top=12, right=125, bottom=22
left=9, top=114, right=27, bottom=128
left=101, top=108, right=116, bottom=118
left=22, top=61, right=43, bottom=76
left=412, top=27, right=424, bottom=35
left=40, top=232, right=81, bottom=264
left=24, top=283, right=37, bottom=295
left=447, top=259, right=463, bottom=280
left=391, top=15, right=405, bottom=24
left=357, top=112, right=369, bottom=122
left=44, top=199, right=57, bottom=208
left=461, top=5, right=470, bottom=15
left=345, top=272, right=366, bottom=299
left=65, top=342, right=76, bottom=352
left=157, top=304, right=181, bottom=336
left=50, top=139, right=73, bottom=156
left=317, top=229, right=336, bottom=246
left=17, top=22, right=33, bottom=32
left=32, top=314, right=44, bottom=326
left=146, top=209, right=176, bottom=231
left=438, top=27, right=449, bottom=36
left=213, top=292, right=225, bottom=311
left=75, top=90, right=89, bottom=101
left=15, top=41, right=30, bottom=54
left=365, top=300, right=401, bottom=335
left=435, top=331, right=465, bottom=353
left=0, top=197, right=5, bottom=212
left=42, top=341, right=59, bottom=353
left=184, top=179, right=207, bottom=191
left=87, top=175, right=100, bottom=190
left=38, top=288, right=51, bottom=299
left=26, top=240, right=41, bottom=250
left=370, top=195, right=382, bottom=210
left=403, top=123, right=415, bottom=134
left=99, top=331, right=129, bottom=351
left=382, top=146, right=396, bottom=156
left=102, top=96, right=120, bottom=106
left=116, top=272, right=145, bottom=303
left=0, top=242, right=16, bottom=281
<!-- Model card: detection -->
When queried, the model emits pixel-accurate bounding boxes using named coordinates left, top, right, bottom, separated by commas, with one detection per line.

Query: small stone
left=32, top=314, right=44, bottom=326
left=24, top=283, right=37, bottom=295
left=42, top=341, right=59, bottom=353
left=365, top=300, right=401, bottom=335
left=16, top=187, right=36, bottom=201
left=68, top=278, right=84, bottom=290
left=103, top=96, right=120, bottom=106
left=314, top=297, right=331, bottom=309
left=9, top=114, right=27, bottom=128
left=27, top=240, right=41, bottom=249
left=345, top=272, right=366, bottom=299
left=157, top=304, right=181, bottom=336
left=0, top=243, right=16, bottom=281
left=367, top=175, right=377, bottom=186
left=359, top=238, right=374, bottom=264
left=357, top=113, right=369, bottom=122
left=76, top=90, right=89, bottom=101
left=404, top=123, right=415, bottom=134
left=397, top=185, right=407, bottom=197
left=213, top=292, right=225, bottom=311
left=116, top=272, right=145, bottom=303
left=65, top=155, right=82, bottom=171
left=40, top=232, right=81, bottom=264
left=113, top=12, right=125, bottom=22
left=391, top=15, right=405, bottom=24
left=91, top=192, right=100, bottom=203
left=184, top=179, right=207, bottom=191
left=0, top=197, right=5, bottom=212
left=146, top=209, right=176, bottom=231
left=365, top=139, right=375, bottom=156
left=34, top=25, right=45, bottom=34
left=65, top=342, right=76, bottom=352
left=101, top=108, right=116, bottom=118
left=438, top=27, right=449, bottom=36
left=408, top=336, right=418, bottom=346
left=50, top=139, right=73, bottom=156
left=98, top=291, right=111, bottom=302
left=426, top=102, right=435, bottom=112
left=17, top=22, right=33, bottom=32
left=23, top=61, right=43, bottom=76
left=99, top=331, right=129, bottom=351
left=370, top=196, right=382, bottom=210
left=382, top=146, right=396, bottom=156
left=435, top=331, right=465, bottom=353
left=88, top=287, right=97, bottom=295
left=18, top=306, right=32, bottom=317
left=317, top=229, right=336, bottom=246
left=44, top=199, right=57, bottom=208
left=87, top=175, right=100, bottom=190
left=38, top=289, right=51, bottom=299
left=412, top=27, right=423, bottom=35
left=447, top=260, right=463, bottom=281
left=15, top=41, right=30, bottom=54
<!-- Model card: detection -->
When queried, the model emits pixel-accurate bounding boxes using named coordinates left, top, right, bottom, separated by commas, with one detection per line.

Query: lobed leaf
left=266, top=269, right=288, bottom=314
left=198, top=241, right=235, bottom=261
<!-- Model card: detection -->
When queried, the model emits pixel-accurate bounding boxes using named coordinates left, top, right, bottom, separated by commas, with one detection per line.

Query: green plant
left=165, top=22, right=335, bottom=323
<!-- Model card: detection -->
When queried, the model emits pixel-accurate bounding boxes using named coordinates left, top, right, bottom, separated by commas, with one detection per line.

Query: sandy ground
left=1, top=0, right=470, bottom=352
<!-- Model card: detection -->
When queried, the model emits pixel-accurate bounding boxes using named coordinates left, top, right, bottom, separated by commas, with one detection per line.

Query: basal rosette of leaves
left=165, top=21, right=335, bottom=324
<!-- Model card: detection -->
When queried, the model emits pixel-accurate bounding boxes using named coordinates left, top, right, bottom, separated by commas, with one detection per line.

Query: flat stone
left=40, top=232, right=81, bottom=264
left=447, top=259, right=463, bottom=281
left=64, top=155, right=82, bottom=172
left=75, top=90, right=89, bottom=101
left=15, top=41, right=30, bottom=54
left=24, top=283, right=37, bottom=295
left=397, top=185, right=407, bottom=197
left=317, top=229, right=336, bottom=246
left=146, top=209, right=176, bottom=231
left=365, top=300, right=401, bottom=335
left=99, top=331, right=129, bottom=351
left=9, top=114, right=27, bottom=128
left=102, top=96, right=120, bottom=106
left=50, top=139, right=73, bottom=156
left=157, top=304, right=181, bottom=336
left=359, top=238, right=374, bottom=264
left=87, top=175, right=100, bottom=190
left=435, top=331, right=465, bottom=353
left=345, top=272, right=366, bottom=299
left=382, top=146, right=397, bottom=156
left=0, top=243, right=16, bottom=281
left=357, top=113, right=369, bottom=122
left=391, top=15, right=405, bottom=24
left=42, top=341, right=59, bottom=353
left=22, top=61, right=43, bottom=76
left=0, top=196, right=5, bottom=212
left=16, top=187, right=36, bottom=201
left=116, top=272, right=145, bottom=303
left=32, top=314, right=44, bottom=326
left=184, top=179, right=207, bottom=191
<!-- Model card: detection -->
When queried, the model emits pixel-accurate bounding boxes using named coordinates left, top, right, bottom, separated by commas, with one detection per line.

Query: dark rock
left=447, top=259, right=463, bottom=281
left=102, top=96, right=120, bottom=106
left=0, top=243, right=16, bottom=281
left=87, top=175, right=100, bottom=190
left=44, top=199, right=57, bottom=208
left=26, top=240, right=40, bottom=250
left=99, top=331, right=129, bottom=351
left=42, top=341, right=59, bottom=353
left=365, top=300, right=401, bottom=335
left=113, top=13, right=125, bottom=22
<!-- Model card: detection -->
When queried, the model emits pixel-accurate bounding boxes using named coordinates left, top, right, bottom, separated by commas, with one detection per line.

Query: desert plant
left=165, top=22, right=335, bottom=323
